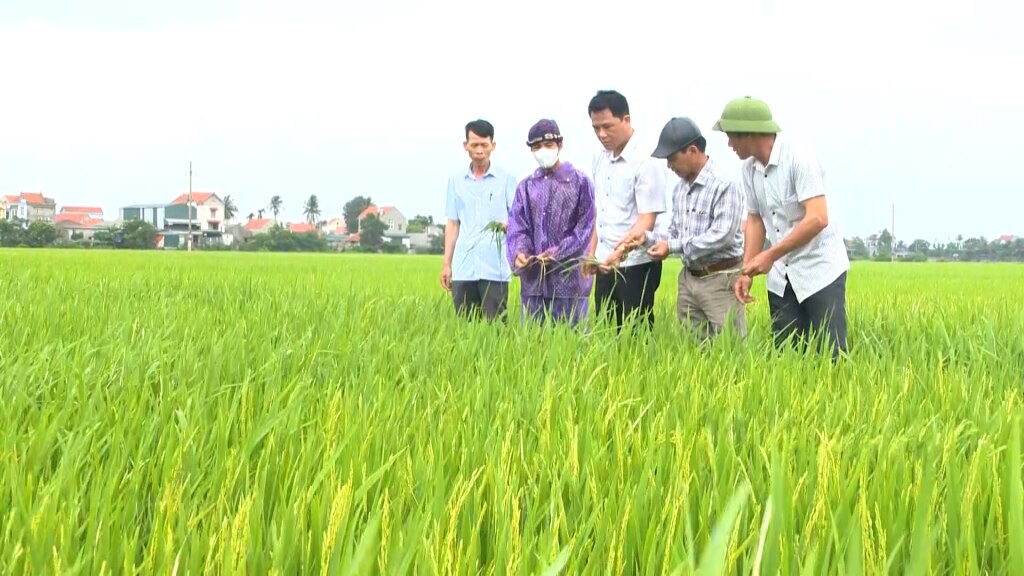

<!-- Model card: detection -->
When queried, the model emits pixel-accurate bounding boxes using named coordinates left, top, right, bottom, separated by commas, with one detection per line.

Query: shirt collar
left=766, top=135, right=783, bottom=167
left=608, top=133, right=639, bottom=163
left=464, top=162, right=496, bottom=179
left=751, top=136, right=782, bottom=174
left=691, top=157, right=715, bottom=187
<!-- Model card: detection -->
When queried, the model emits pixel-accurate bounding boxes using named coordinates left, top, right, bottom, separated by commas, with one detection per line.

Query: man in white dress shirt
left=714, top=96, right=850, bottom=359
left=586, top=90, right=668, bottom=333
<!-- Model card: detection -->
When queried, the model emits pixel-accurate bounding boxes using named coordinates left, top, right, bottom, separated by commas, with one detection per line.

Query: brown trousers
left=676, top=269, right=747, bottom=341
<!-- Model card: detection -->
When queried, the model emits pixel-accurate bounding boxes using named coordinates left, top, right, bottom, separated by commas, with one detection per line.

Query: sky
left=1, top=0, right=1021, bottom=243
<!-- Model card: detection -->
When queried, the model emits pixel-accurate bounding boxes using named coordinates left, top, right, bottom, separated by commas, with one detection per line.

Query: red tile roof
left=357, top=205, right=401, bottom=219
left=244, top=218, right=274, bottom=232
left=3, top=195, right=19, bottom=204
left=56, top=213, right=89, bottom=224
left=170, top=192, right=217, bottom=205
left=56, top=213, right=105, bottom=228
left=289, top=223, right=316, bottom=234
left=61, top=206, right=103, bottom=215
left=20, top=192, right=48, bottom=205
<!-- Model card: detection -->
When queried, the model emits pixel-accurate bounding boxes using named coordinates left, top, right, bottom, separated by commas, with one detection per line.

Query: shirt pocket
left=486, top=191, right=510, bottom=223
left=782, top=198, right=805, bottom=224
left=612, top=172, right=637, bottom=207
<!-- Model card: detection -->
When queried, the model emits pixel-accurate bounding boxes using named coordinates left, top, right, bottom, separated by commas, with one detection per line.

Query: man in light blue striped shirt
left=441, top=119, right=518, bottom=322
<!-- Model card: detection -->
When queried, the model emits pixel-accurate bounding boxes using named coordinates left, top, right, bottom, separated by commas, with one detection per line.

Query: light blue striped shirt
left=445, top=163, right=518, bottom=282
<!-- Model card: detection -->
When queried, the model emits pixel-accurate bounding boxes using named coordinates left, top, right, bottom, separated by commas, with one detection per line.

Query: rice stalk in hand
left=459, top=221, right=508, bottom=265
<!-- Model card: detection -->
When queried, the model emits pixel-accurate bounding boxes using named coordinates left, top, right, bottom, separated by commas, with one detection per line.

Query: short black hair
left=588, top=90, right=629, bottom=119
left=465, top=119, right=494, bottom=141
left=691, top=136, right=707, bottom=153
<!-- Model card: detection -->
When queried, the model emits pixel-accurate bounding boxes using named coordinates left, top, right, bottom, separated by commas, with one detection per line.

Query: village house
left=320, top=217, right=347, bottom=235
left=3, top=192, right=57, bottom=224
left=357, top=204, right=408, bottom=237
left=120, top=192, right=230, bottom=248
left=288, top=222, right=317, bottom=235
left=243, top=218, right=275, bottom=236
left=55, top=206, right=112, bottom=241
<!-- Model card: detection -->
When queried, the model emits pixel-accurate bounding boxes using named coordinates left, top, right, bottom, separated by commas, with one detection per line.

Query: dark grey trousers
left=767, top=272, right=848, bottom=360
left=451, top=280, right=509, bottom=322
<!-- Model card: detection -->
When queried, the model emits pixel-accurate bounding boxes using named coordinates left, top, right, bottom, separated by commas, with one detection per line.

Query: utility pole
left=188, top=161, right=193, bottom=252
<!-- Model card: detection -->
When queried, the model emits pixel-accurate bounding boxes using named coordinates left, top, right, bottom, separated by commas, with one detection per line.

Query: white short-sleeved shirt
left=742, top=136, right=850, bottom=302
left=592, top=134, right=668, bottom=267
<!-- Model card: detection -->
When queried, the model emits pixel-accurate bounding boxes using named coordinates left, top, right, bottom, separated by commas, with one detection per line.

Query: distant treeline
left=846, top=229, right=1024, bottom=262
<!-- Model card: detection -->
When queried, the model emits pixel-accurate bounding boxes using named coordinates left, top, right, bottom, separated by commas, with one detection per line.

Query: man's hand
left=734, top=275, right=755, bottom=304
left=514, top=253, right=532, bottom=269
left=647, top=240, right=669, bottom=261
left=581, top=253, right=598, bottom=279
left=497, top=222, right=508, bottom=233
left=598, top=248, right=624, bottom=274
left=741, top=251, right=776, bottom=277
left=613, top=230, right=646, bottom=253
left=440, top=264, right=452, bottom=291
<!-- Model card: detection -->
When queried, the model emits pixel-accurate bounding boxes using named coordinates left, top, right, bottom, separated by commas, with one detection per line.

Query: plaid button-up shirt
left=645, top=157, right=744, bottom=269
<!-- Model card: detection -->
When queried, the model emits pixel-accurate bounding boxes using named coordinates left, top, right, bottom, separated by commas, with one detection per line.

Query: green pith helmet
left=712, top=96, right=781, bottom=133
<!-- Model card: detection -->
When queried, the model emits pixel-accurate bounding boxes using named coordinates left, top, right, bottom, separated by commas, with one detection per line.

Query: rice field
left=1, top=249, right=1022, bottom=574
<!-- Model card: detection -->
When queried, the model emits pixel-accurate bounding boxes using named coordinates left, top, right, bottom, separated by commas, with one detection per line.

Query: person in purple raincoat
left=505, top=119, right=597, bottom=326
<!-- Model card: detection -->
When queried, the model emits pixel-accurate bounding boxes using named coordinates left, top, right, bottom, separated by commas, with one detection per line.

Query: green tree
left=223, top=195, right=238, bottom=221
left=359, top=214, right=386, bottom=250
left=874, top=229, right=893, bottom=261
left=847, top=237, right=869, bottom=260
left=117, top=220, right=158, bottom=249
left=0, top=219, right=25, bottom=247
left=26, top=221, right=58, bottom=247
left=909, top=239, right=930, bottom=254
left=240, top=226, right=327, bottom=252
left=343, top=196, right=372, bottom=234
left=303, top=195, right=321, bottom=224
left=407, top=214, right=434, bottom=233
left=269, top=195, right=283, bottom=222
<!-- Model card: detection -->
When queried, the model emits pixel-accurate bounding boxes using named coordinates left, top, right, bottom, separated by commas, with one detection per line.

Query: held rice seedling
left=1, top=250, right=1023, bottom=574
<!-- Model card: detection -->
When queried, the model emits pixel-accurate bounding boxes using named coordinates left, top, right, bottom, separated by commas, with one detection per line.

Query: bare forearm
left=628, top=212, right=658, bottom=236
left=743, top=217, right=766, bottom=264
left=443, top=221, right=460, bottom=265
left=765, top=214, right=826, bottom=261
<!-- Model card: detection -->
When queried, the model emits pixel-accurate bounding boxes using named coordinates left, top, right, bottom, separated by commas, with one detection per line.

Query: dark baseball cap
left=527, top=119, right=563, bottom=146
left=651, top=117, right=702, bottom=158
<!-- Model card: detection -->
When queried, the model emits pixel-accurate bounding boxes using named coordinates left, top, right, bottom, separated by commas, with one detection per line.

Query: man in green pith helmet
left=713, top=96, right=850, bottom=359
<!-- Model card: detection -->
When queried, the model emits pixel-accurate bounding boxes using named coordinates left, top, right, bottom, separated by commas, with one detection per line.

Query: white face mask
left=532, top=146, right=559, bottom=169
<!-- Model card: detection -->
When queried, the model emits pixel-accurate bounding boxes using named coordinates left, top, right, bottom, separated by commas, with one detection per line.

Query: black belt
left=687, top=256, right=741, bottom=278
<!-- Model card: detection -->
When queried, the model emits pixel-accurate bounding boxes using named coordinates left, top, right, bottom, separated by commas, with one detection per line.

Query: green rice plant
left=0, top=251, right=1021, bottom=574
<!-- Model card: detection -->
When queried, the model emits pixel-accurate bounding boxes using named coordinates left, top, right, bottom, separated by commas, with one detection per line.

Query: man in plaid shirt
left=616, top=117, right=747, bottom=340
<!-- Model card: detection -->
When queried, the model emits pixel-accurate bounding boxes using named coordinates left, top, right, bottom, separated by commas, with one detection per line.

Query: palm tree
left=223, top=195, right=238, bottom=221
left=247, top=212, right=254, bottom=221
left=257, top=208, right=265, bottom=219
left=303, top=194, right=321, bottom=224
left=269, top=196, right=283, bottom=222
